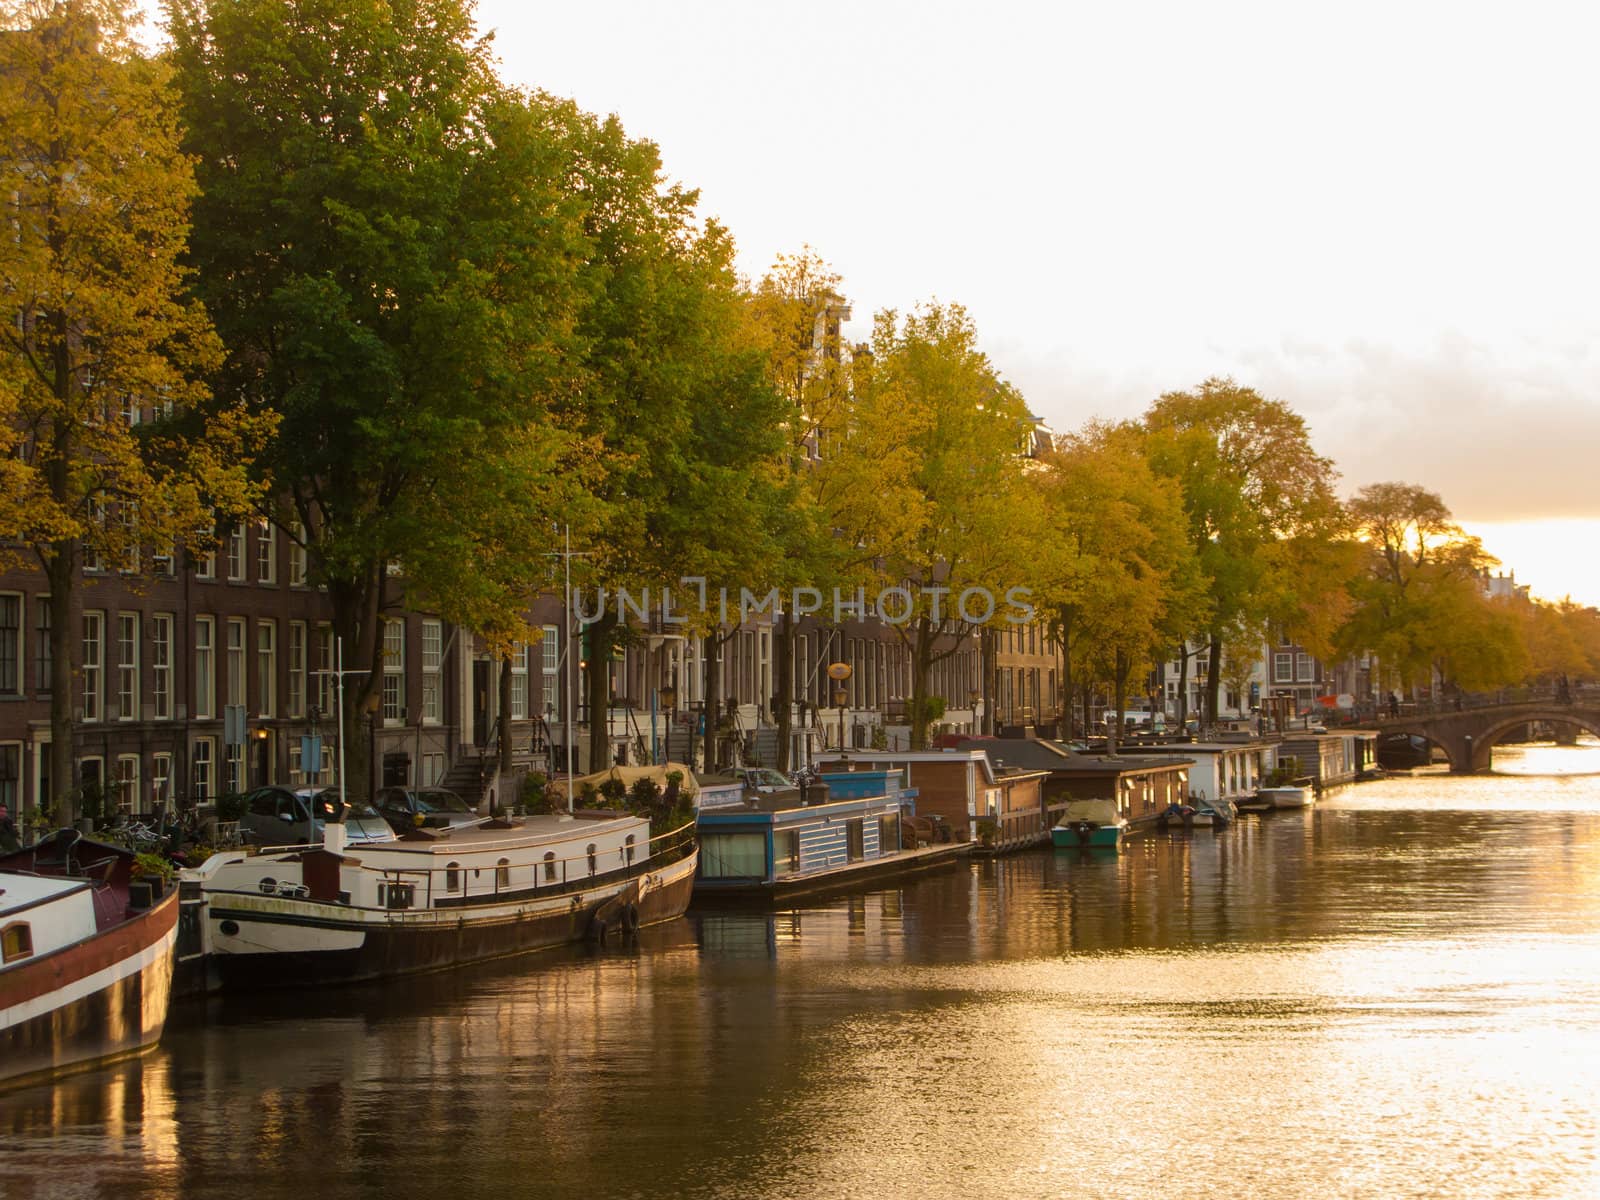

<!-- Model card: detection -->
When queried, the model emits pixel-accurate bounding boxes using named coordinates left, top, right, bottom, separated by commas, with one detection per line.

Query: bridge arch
left=1468, top=710, right=1600, bottom=771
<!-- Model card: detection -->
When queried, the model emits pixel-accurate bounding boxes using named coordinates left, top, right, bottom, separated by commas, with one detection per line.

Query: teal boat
left=1051, top=799, right=1127, bottom=850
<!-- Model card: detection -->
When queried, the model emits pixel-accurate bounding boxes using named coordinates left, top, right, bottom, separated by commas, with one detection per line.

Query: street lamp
left=827, top=662, right=851, bottom=751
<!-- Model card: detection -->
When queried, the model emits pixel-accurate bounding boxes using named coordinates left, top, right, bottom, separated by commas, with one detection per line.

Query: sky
left=487, top=3, right=1595, bottom=603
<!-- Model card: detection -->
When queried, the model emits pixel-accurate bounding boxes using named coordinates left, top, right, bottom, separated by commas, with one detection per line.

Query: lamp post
left=827, top=662, right=851, bottom=751
left=661, top=686, right=677, bottom=763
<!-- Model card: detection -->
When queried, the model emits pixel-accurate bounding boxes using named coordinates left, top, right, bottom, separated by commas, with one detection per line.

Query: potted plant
left=976, top=817, right=998, bottom=848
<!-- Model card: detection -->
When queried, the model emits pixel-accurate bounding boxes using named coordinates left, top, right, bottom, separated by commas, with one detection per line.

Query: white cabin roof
left=0, top=872, right=90, bottom=916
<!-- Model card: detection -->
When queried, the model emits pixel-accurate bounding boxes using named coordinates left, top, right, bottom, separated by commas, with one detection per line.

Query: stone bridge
left=1373, top=701, right=1600, bottom=773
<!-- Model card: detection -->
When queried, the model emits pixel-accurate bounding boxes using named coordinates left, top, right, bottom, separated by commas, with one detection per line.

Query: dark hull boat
left=184, top=813, right=696, bottom=992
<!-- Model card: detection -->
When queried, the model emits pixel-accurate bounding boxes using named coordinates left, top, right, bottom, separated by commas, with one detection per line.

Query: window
left=151, top=753, right=172, bottom=809
left=115, top=755, right=139, bottom=814
left=445, top=862, right=461, bottom=892
left=194, top=535, right=216, bottom=580
left=35, top=598, right=50, bottom=692
left=543, top=850, right=557, bottom=882
left=586, top=843, right=597, bottom=875
left=226, top=618, right=246, bottom=708
left=151, top=615, right=172, bottom=720
left=316, top=625, right=335, bottom=716
left=847, top=818, right=864, bottom=862
left=624, top=833, right=636, bottom=864
left=256, top=520, right=275, bottom=584
left=82, top=498, right=104, bottom=572
left=82, top=612, right=103, bottom=721
left=117, top=614, right=138, bottom=720
left=421, top=620, right=441, bottom=724
left=192, top=738, right=213, bottom=802
left=287, top=622, right=306, bottom=718
left=510, top=642, right=528, bottom=719
left=880, top=814, right=899, bottom=855
left=194, top=617, right=215, bottom=719
left=288, top=520, right=307, bottom=586
left=225, top=741, right=244, bottom=795
left=1, top=922, right=33, bottom=964
left=118, top=503, right=138, bottom=573
left=495, top=858, right=510, bottom=889
left=227, top=525, right=246, bottom=581
left=421, top=752, right=444, bottom=786
left=1273, top=652, right=1294, bottom=683
left=0, top=594, right=19, bottom=696
left=699, top=833, right=766, bottom=879
left=0, top=743, right=19, bottom=815
left=541, top=625, right=560, bottom=720
left=780, top=829, right=799, bottom=874
left=1296, top=653, right=1315, bottom=683
left=382, top=620, right=404, bottom=723
left=257, top=620, right=276, bottom=717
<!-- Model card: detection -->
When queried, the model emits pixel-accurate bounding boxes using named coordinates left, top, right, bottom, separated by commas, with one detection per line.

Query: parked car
left=238, top=786, right=396, bottom=847
left=375, top=786, right=482, bottom=833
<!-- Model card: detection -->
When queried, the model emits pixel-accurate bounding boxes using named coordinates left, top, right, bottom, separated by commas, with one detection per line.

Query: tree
left=1336, top=482, right=1524, bottom=691
left=1039, top=422, right=1204, bottom=753
left=1144, top=378, right=1342, bottom=730
left=515, top=98, right=792, bottom=771
left=748, top=248, right=854, bottom=770
left=0, top=0, right=267, bottom=822
left=827, top=303, right=1042, bottom=749
left=169, top=0, right=592, bottom=786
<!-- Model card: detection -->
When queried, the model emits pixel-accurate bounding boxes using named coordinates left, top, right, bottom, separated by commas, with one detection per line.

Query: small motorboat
left=1257, top=786, right=1314, bottom=809
left=1051, top=799, right=1127, bottom=850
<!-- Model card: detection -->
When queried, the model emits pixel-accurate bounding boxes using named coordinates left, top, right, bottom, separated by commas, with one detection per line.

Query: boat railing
left=243, top=819, right=698, bottom=911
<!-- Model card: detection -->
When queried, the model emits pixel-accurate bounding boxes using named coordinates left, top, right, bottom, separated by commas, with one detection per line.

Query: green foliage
left=519, top=771, right=553, bottom=815
left=597, top=777, right=627, bottom=806
left=628, top=777, right=662, bottom=809
left=131, top=852, right=176, bottom=883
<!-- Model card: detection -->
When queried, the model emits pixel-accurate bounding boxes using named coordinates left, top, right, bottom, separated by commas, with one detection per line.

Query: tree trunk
left=45, top=548, right=76, bottom=826
left=497, top=651, right=514, bottom=808
left=1176, top=641, right=1190, bottom=733
left=981, top=626, right=996, bottom=736
left=774, top=618, right=795, bottom=772
left=1108, top=651, right=1127, bottom=757
left=585, top=610, right=618, bottom=772
left=910, top=618, right=933, bottom=750
left=1205, top=636, right=1223, bottom=733
left=328, top=567, right=383, bottom=807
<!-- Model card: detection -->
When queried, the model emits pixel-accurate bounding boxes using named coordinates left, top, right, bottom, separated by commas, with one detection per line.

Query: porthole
left=219, top=920, right=241, bottom=936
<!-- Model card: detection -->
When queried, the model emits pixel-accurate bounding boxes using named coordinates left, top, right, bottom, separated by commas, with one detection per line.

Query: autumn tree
left=0, top=0, right=267, bottom=822
left=1039, top=422, right=1204, bottom=753
left=169, top=0, right=594, bottom=786
left=1144, top=378, right=1343, bottom=730
left=827, top=303, right=1043, bottom=749
left=747, top=248, right=855, bottom=769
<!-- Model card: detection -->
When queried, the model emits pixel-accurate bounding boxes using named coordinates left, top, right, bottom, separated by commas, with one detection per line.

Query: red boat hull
left=1, top=889, right=180, bottom=1090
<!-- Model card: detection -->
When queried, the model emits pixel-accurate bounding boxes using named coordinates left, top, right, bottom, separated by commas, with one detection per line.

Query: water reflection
left=4, top=743, right=1599, bottom=1199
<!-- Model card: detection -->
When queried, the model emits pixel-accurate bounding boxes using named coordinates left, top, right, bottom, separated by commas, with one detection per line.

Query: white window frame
left=151, top=752, right=172, bottom=811
left=116, top=612, right=138, bottom=721
left=421, top=619, right=442, bottom=724
left=192, top=737, right=214, bottom=803
left=257, top=620, right=276, bottom=717
left=382, top=619, right=404, bottom=725
left=288, top=520, right=307, bottom=587
left=510, top=642, right=528, bottom=720
left=151, top=614, right=172, bottom=720
left=1296, top=653, right=1315, bottom=683
left=288, top=621, right=306, bottom=719
left=194, top=617, right=215, bottom=719
left=115, top=754, right=140, bottom=814
left=82, top=611, right=103, bottom=722
left=256, top=520, right=276, bottom=585
left=226, top=617, right=246, bottom=708
left=34, top=597, right=50, bottom=693
left=541, top=625, right=560, bottom=721
left=1273, top=651, right=1294, bottom=683
left=227, top=525, right=246, bottom=582
left=316, top=625, right=335, bottom=717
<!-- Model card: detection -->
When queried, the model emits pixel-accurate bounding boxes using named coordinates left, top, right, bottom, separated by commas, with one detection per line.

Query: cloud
left=998, top=327, right=1600, bottom=524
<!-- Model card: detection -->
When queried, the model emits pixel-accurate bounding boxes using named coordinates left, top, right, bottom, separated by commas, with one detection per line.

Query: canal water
left=4, top=743, right=1600, bottom=1200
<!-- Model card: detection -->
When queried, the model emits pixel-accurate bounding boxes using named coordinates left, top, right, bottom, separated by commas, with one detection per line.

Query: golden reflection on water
left=1, top=743, right=1598, bottom=1199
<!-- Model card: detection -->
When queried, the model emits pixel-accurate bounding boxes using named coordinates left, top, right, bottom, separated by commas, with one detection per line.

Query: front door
left=472, top=660, right=491, bottom=747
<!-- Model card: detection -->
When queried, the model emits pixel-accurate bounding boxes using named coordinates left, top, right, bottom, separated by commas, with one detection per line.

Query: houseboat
left=1136, top=739, right=1274, bottom=821
left=2, top=831, right=180, bottom=1089
left=181, top=809, right=696, bottom=992
left=1277, top=730, right=1377, bottom=792
left=695, top=767, right=966, bottom=901
left=817, top=748, right=1052, bottom=852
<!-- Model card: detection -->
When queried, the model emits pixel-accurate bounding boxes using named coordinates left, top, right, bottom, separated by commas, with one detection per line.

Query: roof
left=0, top=871, right=89, bottom=915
